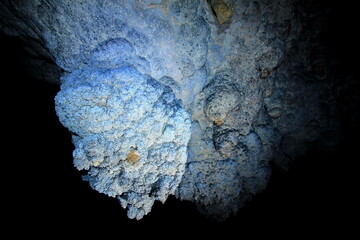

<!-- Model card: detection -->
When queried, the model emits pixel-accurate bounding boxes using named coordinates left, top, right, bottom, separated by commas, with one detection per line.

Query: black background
left=1, top=1, right=358, bottom=237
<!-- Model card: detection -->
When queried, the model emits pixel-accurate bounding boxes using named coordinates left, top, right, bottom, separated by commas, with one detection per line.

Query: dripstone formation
left=0, top=0, right=351, bottom=220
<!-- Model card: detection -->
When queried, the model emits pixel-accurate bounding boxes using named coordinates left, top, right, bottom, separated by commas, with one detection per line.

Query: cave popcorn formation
left=55, top=66, right=191, bottom=220
left=0, top=0, right=346, bottom=220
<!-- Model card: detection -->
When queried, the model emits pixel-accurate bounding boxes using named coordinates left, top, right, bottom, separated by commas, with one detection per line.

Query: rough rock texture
left=55, top=65, right=191, bottom=219
left=0, top=0, right=355, bottom=220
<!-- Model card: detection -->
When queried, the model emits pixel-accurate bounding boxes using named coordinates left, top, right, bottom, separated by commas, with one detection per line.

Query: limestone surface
left=55, top=65, right=191, bottom=219
left=0, top=0, right=350, bottom=220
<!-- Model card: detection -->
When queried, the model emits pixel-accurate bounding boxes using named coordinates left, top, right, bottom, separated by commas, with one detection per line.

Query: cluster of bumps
left=55, top=65, right=191, bottom=220
left=0, top=0, right=344, bottom=220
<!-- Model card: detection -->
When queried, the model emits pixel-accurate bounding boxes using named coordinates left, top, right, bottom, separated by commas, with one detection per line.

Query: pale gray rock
left=55, top=65, right=191, bottom=219
left=0, top=0, right=349, bottom=220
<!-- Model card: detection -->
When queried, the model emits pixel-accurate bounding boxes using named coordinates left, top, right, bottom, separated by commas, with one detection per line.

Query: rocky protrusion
left=204, top=76, right=243, bottom=125
left=55, top=65, right=191, bottom=220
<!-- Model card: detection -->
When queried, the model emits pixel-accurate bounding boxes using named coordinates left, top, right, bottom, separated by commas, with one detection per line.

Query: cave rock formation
left=0, top=0, right=345, bottom=220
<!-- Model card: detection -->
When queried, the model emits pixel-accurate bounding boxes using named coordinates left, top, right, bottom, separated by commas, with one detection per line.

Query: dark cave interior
left=1, top=0, right=358, bottom=235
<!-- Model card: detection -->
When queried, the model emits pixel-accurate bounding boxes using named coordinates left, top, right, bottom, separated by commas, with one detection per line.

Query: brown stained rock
left=214, top=118, right=223, bottom=125
left=126, top=150, right=141, bottom=165
left=210, top=0, right=232, bottom=24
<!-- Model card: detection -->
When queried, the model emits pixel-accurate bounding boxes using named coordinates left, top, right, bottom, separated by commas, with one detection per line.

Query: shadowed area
left=1, top=0, right=358, bottom=233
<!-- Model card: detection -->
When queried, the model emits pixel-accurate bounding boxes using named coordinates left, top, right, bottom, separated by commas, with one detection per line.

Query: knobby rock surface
left=1, top=0, right=355, bottom=220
